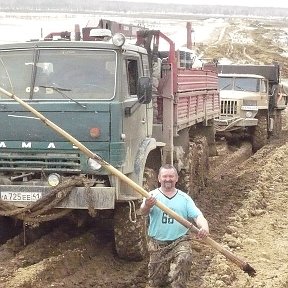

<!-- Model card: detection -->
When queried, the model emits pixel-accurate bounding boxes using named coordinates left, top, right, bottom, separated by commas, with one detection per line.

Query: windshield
left=219, top=77, right=233, bottom=90
left=0, top=48, right=116, bottom=100
left=234, top=77, right=262, bottom=92
left=219, top=76, right=263, bottom=92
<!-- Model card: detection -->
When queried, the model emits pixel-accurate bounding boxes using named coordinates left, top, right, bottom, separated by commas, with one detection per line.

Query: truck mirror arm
left=124, top=101, right=141, bottom=117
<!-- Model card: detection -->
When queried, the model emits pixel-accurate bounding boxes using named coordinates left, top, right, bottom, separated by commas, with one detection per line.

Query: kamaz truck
left=216, top=64, right=287, bottom=151
left=0, top=19, right=219, bottom=260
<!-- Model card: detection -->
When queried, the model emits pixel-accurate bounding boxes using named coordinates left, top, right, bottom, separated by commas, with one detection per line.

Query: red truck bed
left=176, top=68, right=219, bottom=130
left=156, top=67, right=220, bottom=133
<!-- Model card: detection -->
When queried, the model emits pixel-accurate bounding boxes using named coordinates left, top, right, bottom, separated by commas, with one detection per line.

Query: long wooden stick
left=0, top=87, right=256, bottom=276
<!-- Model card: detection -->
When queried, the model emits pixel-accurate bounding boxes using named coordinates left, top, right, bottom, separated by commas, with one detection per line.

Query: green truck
left=0, top=19, right=219, bottom=260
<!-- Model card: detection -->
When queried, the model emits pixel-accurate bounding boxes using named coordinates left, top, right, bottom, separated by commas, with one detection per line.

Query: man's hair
left=158, top=164, right=178, bottom=176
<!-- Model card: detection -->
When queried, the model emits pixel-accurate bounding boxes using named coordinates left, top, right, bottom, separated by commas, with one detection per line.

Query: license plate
left=241, top=106, right=258, bottom=111
left=0, top=192, right=42, bottom=202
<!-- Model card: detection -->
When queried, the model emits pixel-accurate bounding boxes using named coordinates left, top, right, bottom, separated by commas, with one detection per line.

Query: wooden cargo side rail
left=176, top=68, right=219, bottom=92
left=174, top=68, right=220, bottom=132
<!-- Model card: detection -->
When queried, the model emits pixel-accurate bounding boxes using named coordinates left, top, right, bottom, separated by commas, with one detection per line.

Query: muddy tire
left=272, top=109, right=282, bottom=138
left=282, top=109, right=288, bottom=130
left=251, top=112, right=268, bottom=152
left=178, top=136, right=209, bottom=196
left=113, top=168, right=157, bottom=261
left=142, top=168, right=158, bottom=192
left=195, top=136, right=209, bottom=189
left=178, top=142, right=198, bottom=196
left=0, top=217, right=18, bottom=244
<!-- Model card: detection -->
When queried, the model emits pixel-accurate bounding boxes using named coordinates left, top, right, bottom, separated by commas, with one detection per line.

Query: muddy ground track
left=0, top=127, right=287, bottom=288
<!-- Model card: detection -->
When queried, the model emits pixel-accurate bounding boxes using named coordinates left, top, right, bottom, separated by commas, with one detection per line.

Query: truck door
left=121, top=58, right=148, bottom=173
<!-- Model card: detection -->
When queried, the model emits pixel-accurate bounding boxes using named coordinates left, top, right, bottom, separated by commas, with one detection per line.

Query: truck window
left=0, top=49, right=116, bottom=100
left=142, top=54, right=150, bottom=77
left=122, top=61, right=129, bottom=97
left=219, top=77, right=233, bottom=90
left=0, top=51, right=33, bottom=99
left=234, top=77, right=261, bottom=92
left=127, top=60, right=138, bottom=95
left=260, top=79, right=267, bottom=93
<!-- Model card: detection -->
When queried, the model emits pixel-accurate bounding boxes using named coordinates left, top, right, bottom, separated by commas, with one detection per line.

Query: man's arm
left=194, top=214, right=209, bottom=239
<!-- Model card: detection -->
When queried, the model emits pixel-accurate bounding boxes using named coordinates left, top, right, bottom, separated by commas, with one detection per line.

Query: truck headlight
left=48, top=173, right=61, bottom=187
left=112, top=33, right=125, bottom=47
left=245, top=111, right=253, bottom=118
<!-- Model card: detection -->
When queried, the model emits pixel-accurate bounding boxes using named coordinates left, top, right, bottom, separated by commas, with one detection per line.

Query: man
left=140, top=164, right=209, bottom=288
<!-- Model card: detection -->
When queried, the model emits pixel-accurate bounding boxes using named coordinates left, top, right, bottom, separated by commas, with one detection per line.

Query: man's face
left=158, top=168, right=178, bottom=190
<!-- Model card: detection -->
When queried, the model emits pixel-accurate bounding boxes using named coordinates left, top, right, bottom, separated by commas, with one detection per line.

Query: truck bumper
left=0, top=185, right=115, bottom=209
left=215, top=118, right=258, bottom=131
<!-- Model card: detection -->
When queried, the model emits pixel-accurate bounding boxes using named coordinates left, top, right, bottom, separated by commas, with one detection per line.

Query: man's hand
left=145, top=196, right=157, bottom=208
left=194, top=214, right=209, bottom=239
left=197, top=227, right=209, bottom=239
left=140, top=196, right=156, bottom=216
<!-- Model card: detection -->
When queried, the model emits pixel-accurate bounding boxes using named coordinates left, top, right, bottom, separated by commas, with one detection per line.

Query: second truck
left=216, top=63, right=287, bottom=151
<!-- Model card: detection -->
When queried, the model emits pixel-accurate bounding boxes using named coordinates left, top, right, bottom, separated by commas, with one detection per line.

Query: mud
left=0, top=112, right=286, bottom=288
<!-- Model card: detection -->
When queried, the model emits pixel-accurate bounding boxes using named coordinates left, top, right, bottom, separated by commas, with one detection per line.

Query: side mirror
left=137, top=77, right=152, bottom=104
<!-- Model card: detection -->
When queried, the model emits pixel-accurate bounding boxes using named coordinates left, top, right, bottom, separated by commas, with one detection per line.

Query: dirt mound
left=189, top=128, right=288, bottom=288
left=198, top=18, right=288, bottom=78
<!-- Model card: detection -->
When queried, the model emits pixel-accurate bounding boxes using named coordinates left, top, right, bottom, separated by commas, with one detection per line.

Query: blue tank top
left=146, top=189, right=202, bottom=241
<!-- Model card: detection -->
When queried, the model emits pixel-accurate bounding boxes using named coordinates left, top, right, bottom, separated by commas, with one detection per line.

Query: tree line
left=0, top=0, right=287, bottom=18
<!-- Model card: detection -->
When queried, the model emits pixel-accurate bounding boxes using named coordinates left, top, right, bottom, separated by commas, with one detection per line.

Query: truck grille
left=0, top=152, right=81, bottom=173
left=220, top=100, right=238, bottom=115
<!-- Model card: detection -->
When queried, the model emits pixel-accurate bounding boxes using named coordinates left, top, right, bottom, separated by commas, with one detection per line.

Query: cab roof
left=0, top=40, right=148, bottom=54
left=219, top=73, right=265, bottom=79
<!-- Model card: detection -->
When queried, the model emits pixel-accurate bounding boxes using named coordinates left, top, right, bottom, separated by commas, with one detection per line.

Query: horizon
left=114, top=0, right=288, bottom=9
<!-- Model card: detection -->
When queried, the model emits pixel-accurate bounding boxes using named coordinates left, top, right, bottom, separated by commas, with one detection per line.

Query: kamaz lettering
left=0, top=142, right=79, bottom=149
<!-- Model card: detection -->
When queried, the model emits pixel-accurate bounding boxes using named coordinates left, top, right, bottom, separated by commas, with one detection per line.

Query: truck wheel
left=0, top=217, right=17, bottom=243
left=272, top=109, right=282, bottom=138
left=194, top=136, right=209, bottom=190
left=113, top=168, right=157, bottom=261
left=251, top=112, right=268, bottom=152
left=178, top=142, right=197, bottom=196
left=178, top=136, right=209, bottom=196
left=196, top=136, right=209, bottom=189
left=282, top=109, right=288, bottom=130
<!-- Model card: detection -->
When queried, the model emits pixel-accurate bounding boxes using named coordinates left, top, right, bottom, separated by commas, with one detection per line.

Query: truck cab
left=0, top=36, right=154, bottom=198
left=217, top=73, right=268, bottom=129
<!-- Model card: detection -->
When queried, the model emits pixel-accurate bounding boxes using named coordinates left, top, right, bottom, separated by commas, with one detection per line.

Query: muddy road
left=0, top=114, right=287, bottom=288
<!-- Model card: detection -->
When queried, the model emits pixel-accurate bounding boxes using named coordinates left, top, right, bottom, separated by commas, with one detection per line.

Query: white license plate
left=0, top=192, right=42, bottom=202
left=241, top=106, right=258, bottom=111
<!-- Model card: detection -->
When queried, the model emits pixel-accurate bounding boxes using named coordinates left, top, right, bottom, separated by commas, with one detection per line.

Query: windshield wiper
left=29, top=47, right=40, bottom=99
left=40, top=85, right=86, bottom=109
left=220, top=84, right=232, bottom=90
left=235, top=85, right=246, bottom=92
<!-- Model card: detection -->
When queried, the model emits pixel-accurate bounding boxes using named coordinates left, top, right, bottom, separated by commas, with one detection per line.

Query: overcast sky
left=115, top=0, right=288, bottom=8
